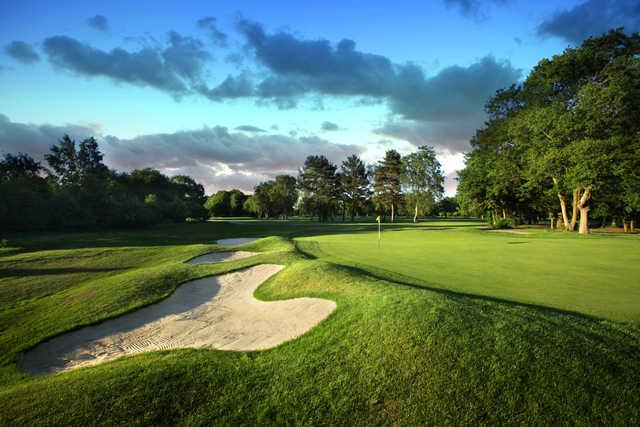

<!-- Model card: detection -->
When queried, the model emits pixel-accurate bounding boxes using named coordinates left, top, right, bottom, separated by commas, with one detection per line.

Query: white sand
left=20, top=264, right=336, bottom=375
left=186, top=251, right=255, bottom=264
left=488, top=229, right=532, bottom=235
left=216, top=237, right=259, bottom=246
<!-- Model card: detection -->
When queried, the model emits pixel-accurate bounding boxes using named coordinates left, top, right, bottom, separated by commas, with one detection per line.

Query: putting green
left=296, top=227, right=640, bottom=322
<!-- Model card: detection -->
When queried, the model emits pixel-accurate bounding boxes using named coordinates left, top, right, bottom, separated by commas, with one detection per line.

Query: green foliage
left=204, top=190, right=232, bottom=217
left=493, top=218, right=513, bottom=229
left=1, top=137, right=209, bottom=232
left=373, top=150, right=404, bottom=221
left=339, top=154, right=370, bottom=220
left=457, top=29, right=640, bottom=229
left=298, top=155, right=339, bottom=221
left=402, top=146, right=444, bottom=219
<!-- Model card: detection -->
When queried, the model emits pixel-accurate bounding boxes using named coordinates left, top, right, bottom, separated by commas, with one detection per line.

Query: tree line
left=457, top=29, right=640, bottom=234
left=231, top=146, right=451, bottom=222
left=1, top=136, right=207, bottom=232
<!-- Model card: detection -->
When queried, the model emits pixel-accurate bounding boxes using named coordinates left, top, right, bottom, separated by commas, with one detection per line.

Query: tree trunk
left=570, top=188, right=580, bottom=231
left=413, top=202, right=418, bottom=223
left=577, top=188, right=591, bottom=235
left=502, top=208, right=507, bottom=219
left=631, top=220, right=635, bottom=233
left=624, top=221, right=629, bottom=233
left=578, top=207, right=590, bottom=234
left=549, top=212, right=555, bottom=230
left=553, top=177, right=570, bottom=230
left=556, top=217, right=563, bottom=229
left=391, top=203, right=395, bottom=223
left=558, top=193, right=570, bottom=230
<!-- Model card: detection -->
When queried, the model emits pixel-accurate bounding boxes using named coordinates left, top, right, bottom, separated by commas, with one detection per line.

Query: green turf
left=0, top=220, right=639, bottom=424
left=296, top=226, right=640, bottom=322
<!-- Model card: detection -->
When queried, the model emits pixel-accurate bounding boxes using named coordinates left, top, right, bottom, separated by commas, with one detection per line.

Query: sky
left=1, top=0, right=639, bottom=196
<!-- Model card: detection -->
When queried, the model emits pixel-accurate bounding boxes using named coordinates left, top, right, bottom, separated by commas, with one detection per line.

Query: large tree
left=458, top=29, right=640, bottom=233
left=298, top=155, right=339, bottom=221
left=374, top=150, right=403, bottom=222
left=340, top=154, right=370, bottom=221
left=402, top=146, right=444, bottom=222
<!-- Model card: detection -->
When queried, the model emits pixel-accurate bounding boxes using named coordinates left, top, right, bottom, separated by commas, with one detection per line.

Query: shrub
left=494, top=218, right=513, bottom=229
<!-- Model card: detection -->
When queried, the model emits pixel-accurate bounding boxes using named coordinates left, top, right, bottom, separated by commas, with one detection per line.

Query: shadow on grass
left=0, top=267, right=128, bottom=278
left=294, top=241, right=629, bottom=327
left=4, top=220, right=483, bottom=253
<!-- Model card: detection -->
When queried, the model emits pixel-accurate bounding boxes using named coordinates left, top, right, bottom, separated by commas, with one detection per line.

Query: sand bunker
left=217, top=237, right=259, bottom=246
left=488, top=229, right=532, bottom=235
left=187, top=251, right=255, bottom=264
left=20, top=264, right=336, bottom=375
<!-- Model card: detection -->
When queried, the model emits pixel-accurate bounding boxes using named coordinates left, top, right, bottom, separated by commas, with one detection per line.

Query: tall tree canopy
left=374, top=150, right=404, bottom=222
left=298, top=155, right=339, bottom=221
left=340, top=154, right=370, bottom=221
left=457, top=29, right=640, bottom=233
left=402, top=146, right=444, bottom=222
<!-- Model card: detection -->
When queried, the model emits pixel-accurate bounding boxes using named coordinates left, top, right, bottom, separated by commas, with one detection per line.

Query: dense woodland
left=0, top=137, right=208, bottom=232
left=457, top=30, right=640, bottom=234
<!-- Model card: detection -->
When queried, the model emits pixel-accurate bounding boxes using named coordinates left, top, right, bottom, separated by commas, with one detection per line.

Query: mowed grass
left=0, top=220, right=639, bottom=424
left=297, top=227, right=640, bottom=322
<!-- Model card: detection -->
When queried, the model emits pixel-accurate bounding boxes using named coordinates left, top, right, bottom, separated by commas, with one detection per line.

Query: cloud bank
left=0, top=115, right=361, bottom=193
left=42, top=31, right=211, bottom=98
left=538, top=0, right=640, bottom=44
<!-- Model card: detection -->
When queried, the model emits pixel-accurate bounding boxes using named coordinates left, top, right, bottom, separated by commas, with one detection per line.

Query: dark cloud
left=0, top=114, right=96, bottom=159
left=197, top=17, right=228, bottom=47
left=390, top=56, right=520, bottom=122
left=537, top=0, right=640, bottom=44
left=4, top=41, right=40, bottom=64
left=321, top=121, right=339, bottom=131
left=237, top=19, right=396, bottom=99
left=232, top=19, right=520, bottom=153
left=42, top=32, right=211, bottom=97
left=443, top=0, right=512, bottom=21
left=195, top=73, right=254, bottom=100
left=235, top=125, right=266, bottom=132
left=162, top=31, right=211, bottom=82
left=374, top=119, right=476, bottom=154
left=0, top=115, right=361, bottom=194
left=87, top=15, right=108, bottom=32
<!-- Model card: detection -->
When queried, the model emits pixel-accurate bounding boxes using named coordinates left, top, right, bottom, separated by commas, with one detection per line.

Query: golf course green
left=1, top=220, right=639, bottom=424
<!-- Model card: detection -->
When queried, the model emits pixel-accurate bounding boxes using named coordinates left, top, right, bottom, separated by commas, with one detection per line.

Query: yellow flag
left=375, top=215, right=381, bottom=223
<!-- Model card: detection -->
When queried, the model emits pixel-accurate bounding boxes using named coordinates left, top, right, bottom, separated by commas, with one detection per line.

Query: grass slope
left=0, top=220, right=639, bottom=424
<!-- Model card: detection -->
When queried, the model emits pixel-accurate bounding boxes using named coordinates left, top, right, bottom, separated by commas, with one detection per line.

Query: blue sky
left=1, top=0, right=638, bottom=195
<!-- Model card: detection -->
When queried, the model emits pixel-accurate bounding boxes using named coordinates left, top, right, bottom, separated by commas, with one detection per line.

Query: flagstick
left=378, top=220, right=381, bottom=248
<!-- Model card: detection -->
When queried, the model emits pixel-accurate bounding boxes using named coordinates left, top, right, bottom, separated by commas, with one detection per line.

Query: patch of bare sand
left=20, top=264, right=336, bottom=375
left=187, top=251, right=255, bottom=264
left=217, top=237, right=259, bottom=246
left=488, top=229, right=532, bottom=235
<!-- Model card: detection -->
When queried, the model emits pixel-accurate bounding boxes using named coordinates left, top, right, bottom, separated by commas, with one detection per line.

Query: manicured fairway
left=1, top=220, right=639, bottom=424
left=297, top=226, right=640, bottom=322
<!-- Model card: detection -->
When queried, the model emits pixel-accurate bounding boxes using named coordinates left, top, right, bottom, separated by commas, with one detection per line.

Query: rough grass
left=0, top=220, right=639, bottom=424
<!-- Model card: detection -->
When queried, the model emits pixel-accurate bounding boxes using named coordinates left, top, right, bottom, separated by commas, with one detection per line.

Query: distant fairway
left=1, top=220, right=639, bottom=424
left=297, top=224, right=640, bottom=322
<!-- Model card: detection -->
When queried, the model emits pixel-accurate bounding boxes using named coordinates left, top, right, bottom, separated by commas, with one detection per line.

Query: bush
left=494, top=218, right=513, bottom=229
